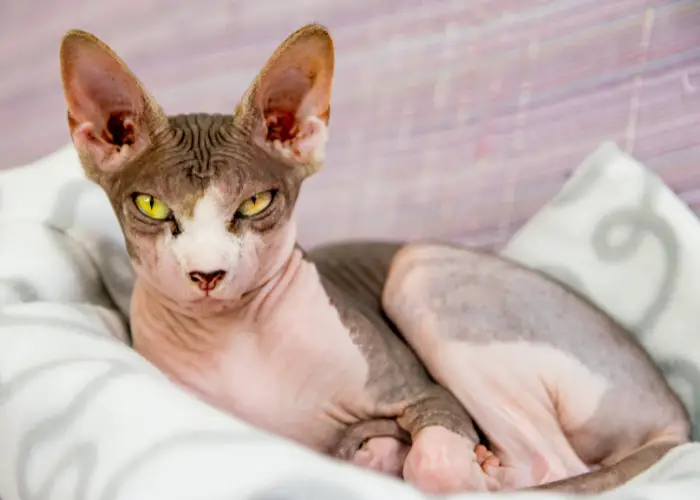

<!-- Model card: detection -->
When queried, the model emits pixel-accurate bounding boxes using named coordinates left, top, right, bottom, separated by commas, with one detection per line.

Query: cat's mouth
left=197, top=290, right=230, bottom=301
left=185, top=294, right=236, bottom=315
left=192, top=291, right=224, bottom=301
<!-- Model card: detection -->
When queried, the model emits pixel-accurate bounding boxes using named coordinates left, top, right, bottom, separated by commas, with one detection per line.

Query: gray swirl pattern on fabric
left=0, top=278, right=39, bottom=303
left=49, top=180, right=89, bottom=227
left=99, top=431, right=262, bottom=500
left=47, top=179, right=133, bottom=315
left=1, top=351, right=257, bottom=500
left=590, top=175, right=679, bottom=336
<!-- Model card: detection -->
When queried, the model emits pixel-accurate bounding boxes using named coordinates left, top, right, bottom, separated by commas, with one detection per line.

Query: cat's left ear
left=235, top=23, right=334, bottom=174
left=60, top=30, right=168, bottom=174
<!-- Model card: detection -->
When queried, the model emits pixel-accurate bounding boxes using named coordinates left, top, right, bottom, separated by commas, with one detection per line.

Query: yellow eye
left=237, top=190, right=274, bottom=218
left=134, top=193, right=172, bottom=220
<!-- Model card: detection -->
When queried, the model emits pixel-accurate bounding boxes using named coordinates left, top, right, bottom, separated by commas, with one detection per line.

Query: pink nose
left=188, top=270, right=226, bottom=292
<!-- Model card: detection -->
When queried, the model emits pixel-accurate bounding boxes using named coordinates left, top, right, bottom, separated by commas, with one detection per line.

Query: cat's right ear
left=60, top=30, right=167, bottom=173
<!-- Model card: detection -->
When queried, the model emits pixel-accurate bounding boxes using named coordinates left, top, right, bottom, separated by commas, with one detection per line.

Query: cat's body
left=59, top=24, right=690, bottom=495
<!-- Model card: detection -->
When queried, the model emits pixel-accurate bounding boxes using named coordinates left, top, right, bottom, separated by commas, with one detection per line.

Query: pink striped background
left=2, top=0, right=699, bottom=248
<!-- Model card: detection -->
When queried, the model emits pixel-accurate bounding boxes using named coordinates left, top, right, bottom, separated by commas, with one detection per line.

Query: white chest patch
left=167, top=188, right=242, bottom=273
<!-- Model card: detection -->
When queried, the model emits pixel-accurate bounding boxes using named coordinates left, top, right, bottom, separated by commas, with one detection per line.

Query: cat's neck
left=130, top=248, right=307, bottom=365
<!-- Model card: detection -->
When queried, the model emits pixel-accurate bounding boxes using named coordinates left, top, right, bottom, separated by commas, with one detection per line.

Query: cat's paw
left=351, top=436, right=410, bottom=478
left=403, top=426, right=502, bottom=493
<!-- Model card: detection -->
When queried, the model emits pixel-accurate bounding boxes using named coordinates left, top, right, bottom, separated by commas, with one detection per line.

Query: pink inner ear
left=62, top=36, right=157, bottom=172
left=104, top=112, right=138, bottom=146
left=72, top=113, right=142, bottom=173
left=65, top=46, right=144, bottom=142
left=265, top=109, right=297, bottom=143
left=262, top=68, right=313, bottom=143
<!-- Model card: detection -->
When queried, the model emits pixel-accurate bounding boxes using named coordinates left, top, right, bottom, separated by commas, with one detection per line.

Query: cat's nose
left=188, top=270, right=226, bottom=292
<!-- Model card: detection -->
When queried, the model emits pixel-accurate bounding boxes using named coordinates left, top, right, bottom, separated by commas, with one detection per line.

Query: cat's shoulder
left=301, top=241, right=406, bottom=339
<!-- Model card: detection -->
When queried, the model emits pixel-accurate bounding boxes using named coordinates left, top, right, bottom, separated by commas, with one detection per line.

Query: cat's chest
left=171, top=265, right=375, bottom=451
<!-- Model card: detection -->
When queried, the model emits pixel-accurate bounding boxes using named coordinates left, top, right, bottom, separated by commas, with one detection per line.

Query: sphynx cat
left=59, top=24, right=690, bottom=494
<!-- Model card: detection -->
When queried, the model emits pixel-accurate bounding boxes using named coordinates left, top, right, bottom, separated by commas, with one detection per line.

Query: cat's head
left=59, top=24, right=334, bottom=311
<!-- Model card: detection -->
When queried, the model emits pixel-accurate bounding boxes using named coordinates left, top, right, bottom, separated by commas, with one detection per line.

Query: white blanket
left=1, top=142, right=699, bottom=500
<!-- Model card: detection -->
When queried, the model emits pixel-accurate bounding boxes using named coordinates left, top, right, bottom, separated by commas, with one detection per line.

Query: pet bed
left=1, top=142, right=700, bottom=499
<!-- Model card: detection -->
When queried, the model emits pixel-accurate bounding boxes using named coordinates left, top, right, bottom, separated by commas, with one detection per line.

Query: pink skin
left=351, top=438, right=410, bottom=478
left=350, top=436, right=500, bottom=487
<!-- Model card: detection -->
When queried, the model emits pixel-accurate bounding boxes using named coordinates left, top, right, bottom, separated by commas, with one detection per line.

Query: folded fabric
left=1, top=142, right=699, bottom=499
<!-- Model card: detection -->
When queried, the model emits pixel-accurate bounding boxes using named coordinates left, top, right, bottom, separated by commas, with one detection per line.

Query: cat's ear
left=235, top=24, right=334, bottom=174
left=60, top=30, right=167, bottom=173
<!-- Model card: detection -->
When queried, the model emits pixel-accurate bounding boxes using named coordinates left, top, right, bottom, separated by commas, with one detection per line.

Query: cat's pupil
left=149, top=197, right=155, bottom=209
left=251, top=195, right=257, bottom=204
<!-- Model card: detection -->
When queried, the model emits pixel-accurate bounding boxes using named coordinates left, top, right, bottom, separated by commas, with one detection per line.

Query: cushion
left=1, top=143, right=700, bottom=499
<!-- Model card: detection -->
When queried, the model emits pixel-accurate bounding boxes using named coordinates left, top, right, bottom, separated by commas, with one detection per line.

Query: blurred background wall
left=1, top=0, right=700, bottom=248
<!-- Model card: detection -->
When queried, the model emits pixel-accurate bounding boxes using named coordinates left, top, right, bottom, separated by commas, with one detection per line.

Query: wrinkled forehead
left=115, top=114, right=292, bottom=211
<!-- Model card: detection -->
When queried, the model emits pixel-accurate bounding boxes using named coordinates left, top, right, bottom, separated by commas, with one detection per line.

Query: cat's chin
left=181, top=296, right=239, bottom=316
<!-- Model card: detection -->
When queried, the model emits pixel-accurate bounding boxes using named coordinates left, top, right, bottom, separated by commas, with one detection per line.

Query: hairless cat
left=59, top=23, right=690, bottom=494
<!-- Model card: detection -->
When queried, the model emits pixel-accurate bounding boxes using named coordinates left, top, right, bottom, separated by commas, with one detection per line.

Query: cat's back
left=384, top=242, right=652, bottom=367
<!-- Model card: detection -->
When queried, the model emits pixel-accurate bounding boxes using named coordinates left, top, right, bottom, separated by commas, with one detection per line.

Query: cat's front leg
left=333, top=391, right=502, bottom=492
